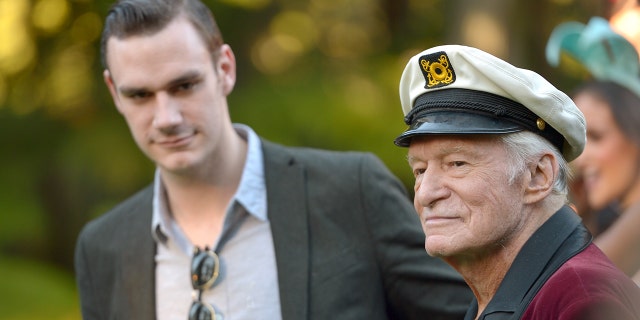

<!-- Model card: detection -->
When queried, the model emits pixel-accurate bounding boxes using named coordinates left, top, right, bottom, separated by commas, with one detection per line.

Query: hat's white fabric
left=398, top=44, right=586, bottom=161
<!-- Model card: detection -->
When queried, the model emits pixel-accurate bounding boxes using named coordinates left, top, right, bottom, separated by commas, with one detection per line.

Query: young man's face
left=407, top=135, right=528, bottom=261
left=103, top=17, right=236, bottom=175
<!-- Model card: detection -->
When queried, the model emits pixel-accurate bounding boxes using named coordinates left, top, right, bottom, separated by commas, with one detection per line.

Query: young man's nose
left=152, top=94, right=183, bottom=129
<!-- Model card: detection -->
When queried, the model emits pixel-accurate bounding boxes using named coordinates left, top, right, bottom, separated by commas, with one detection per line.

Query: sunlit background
left=1, top=0, right=637, bottom=318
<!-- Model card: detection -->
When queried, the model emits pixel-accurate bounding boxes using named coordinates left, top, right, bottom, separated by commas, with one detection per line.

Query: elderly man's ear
left=523, top=153, right=557, bottom=204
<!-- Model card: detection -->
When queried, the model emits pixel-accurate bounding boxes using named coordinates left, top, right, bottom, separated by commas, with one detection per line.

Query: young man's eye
left=125, top=91, right=152, bottom=100
left=175, top=81, right=198, bottom=93
left=178, top=82, right=194, bottom=90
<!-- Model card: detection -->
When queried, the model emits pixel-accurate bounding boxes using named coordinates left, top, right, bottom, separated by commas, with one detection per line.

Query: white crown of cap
left=398, top=44, right=586, bottom=161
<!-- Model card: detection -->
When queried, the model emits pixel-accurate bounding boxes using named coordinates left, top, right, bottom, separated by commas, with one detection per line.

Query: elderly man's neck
left=444, top=201, right=563, bottom=316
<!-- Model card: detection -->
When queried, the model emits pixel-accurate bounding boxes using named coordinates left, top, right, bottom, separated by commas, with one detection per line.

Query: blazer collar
left=262, top=140, right=310, bottom=320
left=121, top=185, right=157, bottom=319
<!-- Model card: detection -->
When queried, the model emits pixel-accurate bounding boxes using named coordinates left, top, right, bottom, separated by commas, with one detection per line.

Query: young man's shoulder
left=78, top=184, right=153, bottom=242
left=261, top=139, right=382, bottom=168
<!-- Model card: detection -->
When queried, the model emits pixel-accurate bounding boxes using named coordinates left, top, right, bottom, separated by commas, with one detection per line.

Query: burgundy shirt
left=465, top=206, right=640, bottom=319
left=522, top=244, right=640, bottom=319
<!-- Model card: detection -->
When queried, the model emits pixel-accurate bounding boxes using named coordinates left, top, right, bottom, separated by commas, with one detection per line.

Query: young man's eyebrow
left=117, top=71, right=203, bottom=95
left=118, top=86, right=148, bottom=96
left=166, top=71, right=202, bottom=87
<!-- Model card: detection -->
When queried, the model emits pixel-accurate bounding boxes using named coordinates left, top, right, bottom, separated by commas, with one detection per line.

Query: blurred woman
left=571, top=80, right=640, bottom=284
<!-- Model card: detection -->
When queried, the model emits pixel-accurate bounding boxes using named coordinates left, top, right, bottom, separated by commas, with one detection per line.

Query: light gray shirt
left=152, top=125, right=282, bottom=320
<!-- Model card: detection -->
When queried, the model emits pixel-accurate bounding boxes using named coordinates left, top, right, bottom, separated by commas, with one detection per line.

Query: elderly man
left=394, top=45, right=640, bottom=319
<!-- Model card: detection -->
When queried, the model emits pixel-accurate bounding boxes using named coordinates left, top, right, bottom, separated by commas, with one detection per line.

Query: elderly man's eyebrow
left=406, top=144, right=466, bottom=162
left=406, top=154, right=415, bottom=165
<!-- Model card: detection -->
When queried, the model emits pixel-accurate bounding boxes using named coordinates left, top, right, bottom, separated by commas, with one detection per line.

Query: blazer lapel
left=119, top=186, right=157, bottom=319
left=262, top=141, right=310, bottom=320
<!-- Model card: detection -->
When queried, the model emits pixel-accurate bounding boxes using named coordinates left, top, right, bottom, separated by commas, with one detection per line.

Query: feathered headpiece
left=546, top=16, right=640, bottom=98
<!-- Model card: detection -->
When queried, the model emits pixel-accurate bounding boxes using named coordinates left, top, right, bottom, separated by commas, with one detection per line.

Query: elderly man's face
left=407, top=135, right=527, bottom=260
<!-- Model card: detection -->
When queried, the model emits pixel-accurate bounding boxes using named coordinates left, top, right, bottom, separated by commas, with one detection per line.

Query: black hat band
left=404, top=88, right=565, bottom=152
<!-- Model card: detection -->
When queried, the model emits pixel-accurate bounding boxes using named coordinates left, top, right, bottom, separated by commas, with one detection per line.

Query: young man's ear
left=523, top=153, right=557, bottom=204
left=216, top=44, right=236, bottom=96
left=103, top=69, right=123, bottom=114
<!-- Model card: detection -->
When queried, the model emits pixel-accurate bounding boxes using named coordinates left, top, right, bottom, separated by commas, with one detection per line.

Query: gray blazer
left=75, top=140, right=472, bottom=319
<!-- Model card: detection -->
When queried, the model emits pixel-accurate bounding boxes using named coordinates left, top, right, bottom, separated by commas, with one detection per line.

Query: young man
left=74, top=1, right=473, bottom=319
left=394, top=44, right=640, bottom=319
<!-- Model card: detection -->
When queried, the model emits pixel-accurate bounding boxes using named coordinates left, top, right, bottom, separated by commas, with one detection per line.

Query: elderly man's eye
left=452, top=161, right=466, bottom=167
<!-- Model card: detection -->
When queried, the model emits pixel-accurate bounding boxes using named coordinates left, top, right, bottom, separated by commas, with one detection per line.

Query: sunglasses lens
left=189, top=301, right=215, bottom=320
left=191, top=249, right=219, bottom=289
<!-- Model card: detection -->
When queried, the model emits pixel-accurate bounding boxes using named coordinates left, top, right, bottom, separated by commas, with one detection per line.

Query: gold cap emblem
left=419, top=51, right=456, bottom=88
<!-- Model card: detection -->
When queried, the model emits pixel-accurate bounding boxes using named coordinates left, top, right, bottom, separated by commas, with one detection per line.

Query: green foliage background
left=0, top=0, right=604, bottom=318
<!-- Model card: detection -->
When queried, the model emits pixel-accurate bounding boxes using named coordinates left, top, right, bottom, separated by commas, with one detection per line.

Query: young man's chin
left=157, top=153, right=201, bottom=174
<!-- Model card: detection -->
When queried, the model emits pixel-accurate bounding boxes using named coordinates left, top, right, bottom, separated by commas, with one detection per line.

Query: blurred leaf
left=0, top=255, right=80, bottom=320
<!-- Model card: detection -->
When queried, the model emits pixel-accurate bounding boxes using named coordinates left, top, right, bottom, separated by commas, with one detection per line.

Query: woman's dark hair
left=572, top=80, right=640, bottom=147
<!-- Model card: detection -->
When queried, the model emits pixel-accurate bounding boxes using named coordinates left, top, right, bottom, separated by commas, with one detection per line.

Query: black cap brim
left=394, top=111, right=523, bottom=147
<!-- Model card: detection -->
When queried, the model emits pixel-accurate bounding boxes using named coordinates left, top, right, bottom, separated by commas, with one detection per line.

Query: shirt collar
left=151, top=124, right=267, bottom=245
left=233, top=124, right=267, bottom=221
left=465, top=206, right=582, bottom=319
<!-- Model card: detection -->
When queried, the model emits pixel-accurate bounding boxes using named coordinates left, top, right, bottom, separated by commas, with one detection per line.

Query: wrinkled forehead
left=406, top=134, right=504, bottom=160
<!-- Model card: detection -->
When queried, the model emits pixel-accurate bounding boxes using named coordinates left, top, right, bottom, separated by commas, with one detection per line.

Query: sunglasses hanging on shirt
left=189, top=246, right=220, bottom=320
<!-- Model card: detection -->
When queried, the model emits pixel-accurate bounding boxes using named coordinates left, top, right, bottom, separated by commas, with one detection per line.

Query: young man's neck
left=161, top=132, right=248, bottom=247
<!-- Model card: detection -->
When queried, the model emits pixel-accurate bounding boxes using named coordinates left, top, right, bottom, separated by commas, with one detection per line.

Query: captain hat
left=394, top=44, right=586, bottom=162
